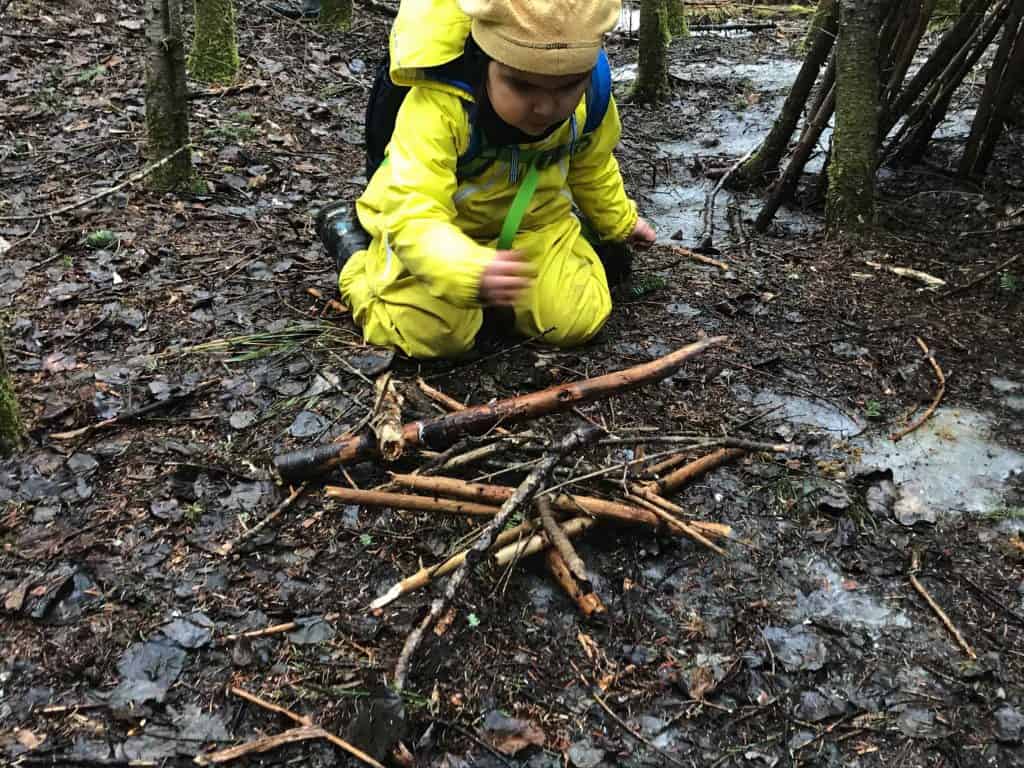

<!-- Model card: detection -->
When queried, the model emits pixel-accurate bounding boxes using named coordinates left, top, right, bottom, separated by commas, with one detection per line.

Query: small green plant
left=864, top=400, right=882, bottom=419
left=184, top=502, right=204, bottom=523
left=85, top=230, right=117, bottom=249
left=998, top=271, right=1019, bottom=293
left=77, top=65, right=107, bottom=84
left=467, top=613, right=481, bottom=628
left=630, top=273, right=668, bottom=297
left=359, top=533, right=373, bottom=546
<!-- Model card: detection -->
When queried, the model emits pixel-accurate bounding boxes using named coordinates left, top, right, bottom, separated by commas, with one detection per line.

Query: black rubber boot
left=316, top=202, right=371, bottom=275
left=593, top=239, right=633, bottom=288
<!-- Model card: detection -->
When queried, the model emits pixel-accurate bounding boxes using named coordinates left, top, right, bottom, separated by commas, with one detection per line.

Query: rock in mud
left=995, top=706, right=1024, bottom=743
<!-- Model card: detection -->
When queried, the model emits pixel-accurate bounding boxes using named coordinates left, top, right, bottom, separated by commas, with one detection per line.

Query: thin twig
left=669, top=244, right=729, bottom=271
left=696, top=146, right=755, bottom=253
left=593, top=692, right=690, bottom=768
left=908, top=551, right=976, bottom=659
left=0, top=144, right=191, bottom=221
left=891, top=337, right=945, bottom=441
left=536, top=497, right=590, bottom=585
left=943, top=252, right=1022, bottom=297
left=211, top=686, right=386, bottom=768
left=218, top=483, right=308, bottom=555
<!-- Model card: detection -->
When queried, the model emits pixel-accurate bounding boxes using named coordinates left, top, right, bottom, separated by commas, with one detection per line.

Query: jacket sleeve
left=381, top=87, right=495, bottom=308
left=567, top=97, right=639, bottom=243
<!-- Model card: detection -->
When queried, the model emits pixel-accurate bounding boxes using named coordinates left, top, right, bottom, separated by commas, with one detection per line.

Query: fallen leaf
left=689, top=666, right=716, bottom=701
left=577, top=631, right=599, bottom=661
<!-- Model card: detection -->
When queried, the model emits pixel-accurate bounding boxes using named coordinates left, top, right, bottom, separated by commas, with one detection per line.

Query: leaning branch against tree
left=392, top=425, right=601, bottom=691
left=961, top=5, right=1024, bottom=176
left=274, top=336, right=727, bottom=481
left=733, top=0, right=838, bottom=188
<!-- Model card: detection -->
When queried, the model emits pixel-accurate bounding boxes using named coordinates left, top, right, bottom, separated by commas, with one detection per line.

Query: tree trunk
left=827, top=0, right=883, bottom=235
left=733, top=0, right=837, bottom=187
left=188, top=0, right=239, bottom=84
left=145, top=0, right=192, bottom=191
left=960, top=1, right=1024, bottom=175
left=666, top=0, right=688, bottom=37
left=0, top=337, right=22, bottom=458
left=320, top=0, right=352, bottom=30
left=631, top=0, right=670, bottom=103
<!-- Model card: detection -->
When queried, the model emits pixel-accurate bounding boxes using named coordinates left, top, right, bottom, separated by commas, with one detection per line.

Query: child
left=330, top=0, right=655, bottom=359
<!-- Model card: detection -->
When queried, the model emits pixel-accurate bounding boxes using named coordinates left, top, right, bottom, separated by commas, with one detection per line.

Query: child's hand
left=479, top=249, right=535, bottom=306
left=629, top=217, right=656, bottom=248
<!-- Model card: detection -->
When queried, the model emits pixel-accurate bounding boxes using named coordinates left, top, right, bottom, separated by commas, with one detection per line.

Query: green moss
left=0, top=342, right=23, bottom=459
left=666, top=0, right=689, bottom=38
left=320, top=0, right=352, bottom=31
left=188, top=0, right=240, bottom=84
left=752, top=4, right=818, bottom=19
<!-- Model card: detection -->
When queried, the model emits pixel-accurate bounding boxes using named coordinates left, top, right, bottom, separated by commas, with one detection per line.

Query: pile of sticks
left=270, top=337, right=794, bottom=688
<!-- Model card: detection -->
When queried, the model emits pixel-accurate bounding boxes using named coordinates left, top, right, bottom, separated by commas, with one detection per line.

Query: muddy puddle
left=736, top=386, right=1024, bottom=523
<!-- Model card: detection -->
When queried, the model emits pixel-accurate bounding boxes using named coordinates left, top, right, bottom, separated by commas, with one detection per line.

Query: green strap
left=497, top=163, right=540, bottom=251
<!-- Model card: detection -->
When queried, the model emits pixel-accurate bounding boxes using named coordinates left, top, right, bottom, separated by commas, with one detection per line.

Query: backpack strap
left=583, top=48, right=612, bottom=135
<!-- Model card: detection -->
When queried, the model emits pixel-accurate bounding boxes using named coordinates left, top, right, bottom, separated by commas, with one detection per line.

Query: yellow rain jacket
left=340, top=0, right=639, bottom=359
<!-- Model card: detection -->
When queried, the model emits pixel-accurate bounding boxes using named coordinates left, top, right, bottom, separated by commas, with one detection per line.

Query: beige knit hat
left=458, top=0, right=621, bottom=76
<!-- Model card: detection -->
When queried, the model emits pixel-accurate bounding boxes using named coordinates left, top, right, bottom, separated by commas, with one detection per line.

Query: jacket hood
left=389, top=0, right=472, bottom=89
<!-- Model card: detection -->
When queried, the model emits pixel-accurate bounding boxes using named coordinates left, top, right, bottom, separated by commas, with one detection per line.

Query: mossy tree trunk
left=145, top=0, right=192, bottom=191
left=734, top=0, right=837, bottom=187
left=189, top=0, right=239, bottom=84
left=665, top=0, right=688, bottom=37
left=320, top=0, right=352, bottom=30
left=0, top=338, right=23, bottom=458
left=827, top=0, right=883, bottom=235
left=632, top=0, right=670, bottom=103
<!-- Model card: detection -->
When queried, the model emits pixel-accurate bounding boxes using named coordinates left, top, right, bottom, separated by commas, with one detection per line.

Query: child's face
left=486, top=61, right=591, bottom=137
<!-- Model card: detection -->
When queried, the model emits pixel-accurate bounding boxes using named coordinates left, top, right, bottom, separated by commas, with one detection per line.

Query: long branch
left=275, top=336, right=727, bottom=482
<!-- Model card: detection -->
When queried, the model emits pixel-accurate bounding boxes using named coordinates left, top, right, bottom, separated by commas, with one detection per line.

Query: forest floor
left=2, top=1, right=1024, bottom=767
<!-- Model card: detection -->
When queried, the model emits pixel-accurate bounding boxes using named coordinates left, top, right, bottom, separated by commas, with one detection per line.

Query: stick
left=943, top=252, right=1022, bottom=296
left=545, top=548, right=606, bottom=618
left=389, top=473, right=663, bottom=529
left=370, top=519, right=544, bottom=610
left=324, top=486, right=500, bottom=517
left=625, top=488, right=732, bottom=540
left=195, top=687, right=386, bottom=768
left=50, top=379, right=216, bottom=441
left=370, top=373, right=405, bottom=461
left=392, top=425, right=600, bottom=690
left=891, top=337, right=945, bottom=442
left=306, top=286, right=348, bottom=314
left=218, top=483, right=307, bottom=556
left=229, top=685, right=311, bottom=726
left=0, top=145, right=191, bottom=222
left=274, top=337, right=727, bottom=481
left=195, top=727, right=326, bottom=765
left=536, top=497, right=590, bottom=586
left=623, top=491, right=727, bottom=556
left=650, top=448, right=746, bottom=495
left=864, top=260, right=946, bottom=290
left=493, top=517, right=596, bottom=566
left=696, top=147, right=755, bottom=254
left=669, top=245, right=729, bottom=271
left=217, top=613, right=339, bottom=644
left=416, top=377, right=510, bottom=433
left=908, top=552, right=976, bottom=659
